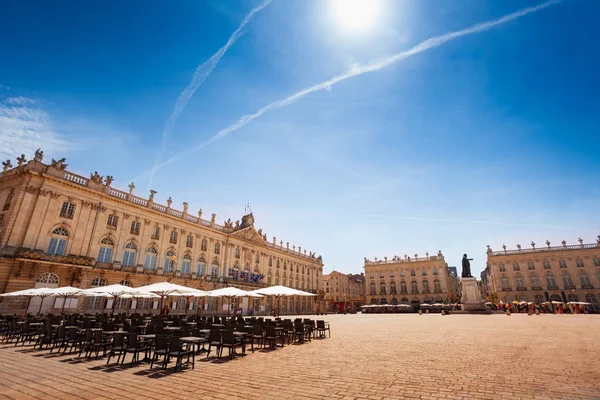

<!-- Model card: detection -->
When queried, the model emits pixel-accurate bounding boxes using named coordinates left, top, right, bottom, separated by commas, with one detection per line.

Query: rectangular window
left=60, top=202, right=75, bottom=219
left=528, top=262, right=535, bottom=270
left=214, top=243, right=220, bottom=254
left=499, top=264, right=506, bottom=272
left=130, top=221, right=140, bottom=235
left=122, top=251, right=135, bottom=267
left=144, top=254, right=157, bottom=270
left=47, top=238, right=67, bottom=256
left=576, top=259, right=584, bottom=268
left=186, top=235, right=193, bottom=248
left=97, top=247, right=113, bottom=263
left=201, top=240, right=207, bottom=251
left=169, top=231, right=178, bottom=244
left=107, top=214, right=118, bottom=228
left=543, top=261, right=550, bottom=269
left=559, top=260, right=567, bottom=268
left=151, top=227, right=160, bottom=240
left=513, top=263, right=520, bottom=271
left=181, top=260, right=191, bottom=274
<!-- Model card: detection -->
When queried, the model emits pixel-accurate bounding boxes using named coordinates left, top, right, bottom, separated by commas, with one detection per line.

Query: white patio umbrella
left=118, top=291, right=160, bottom=313
left=131, top=281, right=197, bottom=315
left=81, top=284, right=142, bottom=314
left=207, top=287, right=262, bottom=316
left=0, top=287, right=56, bottom=315
left=47, top=286, right=83, bottom=316
left=249, top=285, right=315, bottom=317
left=176, top=289, right=209, bottom=316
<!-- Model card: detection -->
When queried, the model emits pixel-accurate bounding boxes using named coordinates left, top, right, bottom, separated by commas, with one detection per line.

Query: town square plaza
left=0, top=313, right=599, bottom=400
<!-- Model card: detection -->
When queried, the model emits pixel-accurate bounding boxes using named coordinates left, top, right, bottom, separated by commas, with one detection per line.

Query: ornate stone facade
left=363, top=252, right=460, bottom=306
left=0, top=152, right=324, bottom=315
left=482, top=240, right=600, bottom=308
left=322, top=270, right=365, bottom=312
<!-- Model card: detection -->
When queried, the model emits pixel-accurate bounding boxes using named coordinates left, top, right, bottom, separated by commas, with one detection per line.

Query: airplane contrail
left=147, top=0, right=274, bottom=190
left=358, top=213, right=599, bottom=232
left=140, top=0, right=562, bottom=180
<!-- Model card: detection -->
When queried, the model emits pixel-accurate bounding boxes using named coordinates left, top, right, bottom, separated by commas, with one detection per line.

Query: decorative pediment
left=231, top=226, right=267, bottom=247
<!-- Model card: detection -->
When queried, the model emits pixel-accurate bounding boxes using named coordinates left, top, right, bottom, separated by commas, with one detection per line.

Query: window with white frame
left=97, top=237, right=114, bottom=263
left=144, top=247, right=158, bottom=269
left=530, top=273, right=540, bottom=288
left=211, top=260, right=219, bottom=278
left=91, top=277, right=107, bottom=287
left=201, top=239, right=207, bottom=251
left=119, top=280, right=132, bottom=287
left=59, top=201, right=75, bottom=219
left=513, top=263, right=520, bottom=271
left=546, top=273, right=557, bottom=288
left=214, top=243, right=220, bottom=254
left=433, top=279, right=441, bottom=292
left=515, top=274, right=525, bottom=289
left=107, top=214, right=118, bottom=228
left=122, top=242, right=137, bottom=266
left=164, top=250, right=176, bottom=271
left=559, top=260, right=567, bottom=268
left=562, top=272, right=573, bottom=288
left=186, top=235, right=193, bottom=249
left=197, top=258, right=206, bottom=276
left=580, top=272, right=591, bottom=287
left=169, top=231, right=178, bottom=244
left=235, top=247, right=240, bottom=259
left=47, top=227, right=69, bottom=256
left=576, top=259, right=585, bottom=268
left=181, top=254, right=192, bottom=274
left=130, top=220, right=140, bottom=235
left=151, top=226, right=160, bottom=240
left=500, top=276, right=510, bottom=290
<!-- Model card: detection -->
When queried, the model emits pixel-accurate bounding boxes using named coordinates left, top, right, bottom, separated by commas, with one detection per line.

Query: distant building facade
left=363, top=251, right=460, bottom=306
left=482, top=240, right=600, bottom=308
left=322, top=270, right=365, bottom=312
left=0, top=152, right=324, bottom=315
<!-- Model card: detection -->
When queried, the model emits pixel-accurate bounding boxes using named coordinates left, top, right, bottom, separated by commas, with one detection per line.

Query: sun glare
left=332, top=0, right=380, bottom=30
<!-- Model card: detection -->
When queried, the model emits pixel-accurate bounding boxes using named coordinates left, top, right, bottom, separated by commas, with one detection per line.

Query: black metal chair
left=122, top=333, right=149, bottom=366
left=316, top=320, right=330, bottom=338
left=206, top=328, right=222, bottom=358
left=106, top=332, right=126, bottom=365
left=149, top=334, right=169, bottom=369
left=166, top=336, right=195, bottom=372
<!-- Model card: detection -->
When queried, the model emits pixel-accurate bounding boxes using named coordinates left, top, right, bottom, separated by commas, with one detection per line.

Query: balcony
left=422, top=290, right=430, bottom=294
left=547, top=285, right=559, bottom=290
left=500, top=287, right=512, bottom=291
left=582, top=285, right=594, bottom=289
left=531, top=286, right=543, bottom=290
left=516, top=286, right=527, bottom=291
left=564, top=285, right=575, bottom=290
left=434, top=289, right=442, bottom=293
left=94, top=262, right=114, bottom=270
left=14, top=248, right=94, bottom=267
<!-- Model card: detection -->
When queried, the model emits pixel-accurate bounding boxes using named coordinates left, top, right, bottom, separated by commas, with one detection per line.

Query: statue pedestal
left=460, top=277, right=487, bottom=313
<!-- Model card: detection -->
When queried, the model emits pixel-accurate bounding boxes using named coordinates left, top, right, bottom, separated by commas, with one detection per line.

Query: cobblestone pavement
left=1, top=314, right=599, bottom=400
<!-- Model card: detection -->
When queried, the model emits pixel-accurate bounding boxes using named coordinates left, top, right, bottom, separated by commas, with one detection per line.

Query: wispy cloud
left=141, top=0, right=561, bottom=179
left=359, top=213, right=599, bottom=232
left=147, top=0, right=274, bottom=190
left=0, top=96, right=70, bottom=160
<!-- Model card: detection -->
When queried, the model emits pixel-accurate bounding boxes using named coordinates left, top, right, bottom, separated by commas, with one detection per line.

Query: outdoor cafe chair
left=63, top=327, right=83, bottom=354
left=90, top=329, right=111, bottom=358
left=166, top=336, right=195, bottom=372
left=220, top=330, right=243, bottom=360
left=106, top=332, right=127, bottom=365
left=264, top=325, right=281, bottom=350
left=206, top=328, right=222, bottom=358
left=50, top=325, right=66, bottom=353
left=122, top=333, right=150, bottom=367
left=78, top=329, right=95, bottom=358
left=149, top=334, right=169, bottom=369
left=316, top=320, right=330, bottom=338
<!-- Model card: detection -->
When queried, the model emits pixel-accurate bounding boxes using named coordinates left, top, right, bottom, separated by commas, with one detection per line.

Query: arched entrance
left=28, top=272, right=60, bottom=314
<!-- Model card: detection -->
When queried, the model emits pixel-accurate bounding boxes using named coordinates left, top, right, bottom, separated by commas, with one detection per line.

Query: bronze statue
left=461, top=254, right=473, bottom=278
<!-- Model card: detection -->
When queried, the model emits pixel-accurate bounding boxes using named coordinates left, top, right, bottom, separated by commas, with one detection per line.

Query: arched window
left=400, top=298, right=409, bottom=304
left=501, top=276, right=510, bottom=290
left=370, top=298, right=378, bottom=304
left=369, top=282, right=376, bottom=295
left=515, top=274, right=525, bottom=290
left=562, top=272, right=573, bottom=288
left=197, top=258, right=206, bottom=276
left=214, top=242, right=220, bottom=254
left=181, top=253, right=192, bottom=274
left=529, top=273, right=540, bottom=288
left=580, top=271, right=591, bottom=287
left=97, top=237, right=114, bottom=263
left=549, top=294, right=562, bottom=302
left=164, top=250, right=176, bottom=272
left=391, top=297, right=398, bottom=305
left=411, top=280, right=418, bottom=293
left=122, top=242, right=137, bottom=267
left=400, top=281, right=407, bottom=293
left=47, top=227, right=69, bottom=256
left=546, top=273, right=557, bottom=289
left=567, top=293, right=578, bottom=302
left=389, top=281, right=397, bottom=294
left=91, top=277, right=107, bottom=287
left=119, top=280, right=132, bottom=287
left=201, top=239, right=207, bottom=251
left=36, top=272, right=59, bottom=285
left=433, top=279, right=441, bottom=292
left=211, top=260, right=219, bottom=278
left=585, top=293, right=597, bottom=304
left=534, top=294, right=545, bottom=304
left=144, top=247, right=157, bottom=270
left=422, top=279, right=430, bottom=293
left=380, top=298, right=387, bottom=304
left=379, top=281, right=386, bottom=295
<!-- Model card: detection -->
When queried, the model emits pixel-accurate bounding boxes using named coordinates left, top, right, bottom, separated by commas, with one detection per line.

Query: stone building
left=0, top=151, right=324, bottom=315
left=363, top=251, right=460, bottom=307
left=482, top=239, right=600, bottom=308
left=322, top=270, right=365, bottom=313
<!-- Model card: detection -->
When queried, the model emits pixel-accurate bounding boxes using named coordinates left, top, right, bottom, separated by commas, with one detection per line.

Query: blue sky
left=1, top=0, right=599, bottom=277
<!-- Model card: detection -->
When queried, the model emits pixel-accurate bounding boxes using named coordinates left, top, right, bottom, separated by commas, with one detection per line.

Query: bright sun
left=332, top=0, right=380, bottom=30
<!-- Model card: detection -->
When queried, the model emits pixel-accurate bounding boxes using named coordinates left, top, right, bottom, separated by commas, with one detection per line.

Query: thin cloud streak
left=359, top=214, right=599, bottom=232
left=147, top=0, right=274, bottom=190
left=140, top=0, right=561, bottom=180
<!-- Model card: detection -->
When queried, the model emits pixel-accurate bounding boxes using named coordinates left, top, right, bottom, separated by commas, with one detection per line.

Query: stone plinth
left=460, top=277, right=487, bottom=312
